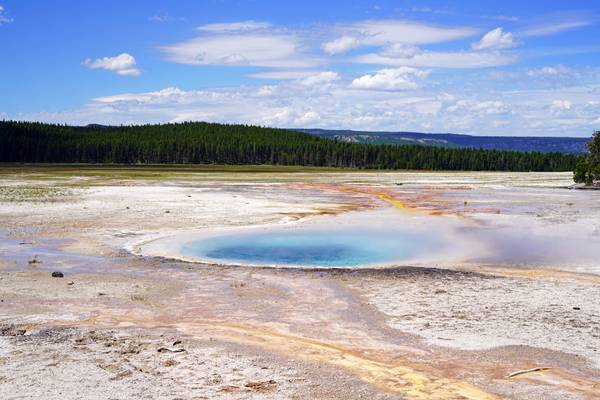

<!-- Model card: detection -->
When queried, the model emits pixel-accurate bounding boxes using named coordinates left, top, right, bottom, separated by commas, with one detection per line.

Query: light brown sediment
left=456, top=265, right=600, bottom=285
left=40, top=310, right=600, bottom=400
left=66, top=312, right=499, bottom=400
left=508, top=367, right=600, bottom=398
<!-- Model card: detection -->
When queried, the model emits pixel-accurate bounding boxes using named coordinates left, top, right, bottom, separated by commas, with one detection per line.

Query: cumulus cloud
left=0, top=5, right=13, bottom=25
left=472, top=28, right=518, bottom=50
left=83, top=53, right=141, bottom=76
left=351, top=67, right=429, bottom=91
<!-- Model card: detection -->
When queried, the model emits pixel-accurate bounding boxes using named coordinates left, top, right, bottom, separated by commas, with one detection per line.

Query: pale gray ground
left=1, top=170, right=599, bottom=399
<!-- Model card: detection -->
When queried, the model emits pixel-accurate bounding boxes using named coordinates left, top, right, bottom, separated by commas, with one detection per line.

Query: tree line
left=0, top=120, right=581, bottom=172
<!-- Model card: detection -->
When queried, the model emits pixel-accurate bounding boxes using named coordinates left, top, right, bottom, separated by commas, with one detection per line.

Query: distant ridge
left=296, top=128, right=590, bottom=154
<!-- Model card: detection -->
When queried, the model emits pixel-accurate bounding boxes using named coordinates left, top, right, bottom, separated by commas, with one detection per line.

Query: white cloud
left=552, top=100, right=572, bottom=110
left=471, top=100, right=508, bottom=115
left=148, top=14, right=183, bottom=23
left=294, top=111, right=321, bottom=125
left=197, top=21, right=272, bottom=33
left=472, top=28, right=518, bottom=50
left=93, top=87, right=189, bottom=104
left=527, top=65, right=570, bottom=77
left=0, top=5, right=13, bottom=25
left=322, top=36, right=361, bottom=54
left=161, top=33, right=322, bottom=68
left=16, top=81, right=600, bottom=136
left=351, top=67, right=428, bottom=91
left=491, top=15, right=520, bottom=22
left=353, top=50, right=516, bottom=68
left=162, top=19, right=516, bottom=72
left=446, top=99, right=508, bottom=116
left=298, top=71, right=340, bottom=86
left=247, top=70, right=322, bottom=80
left=520, top=19, right=591, bottom=37
left=83, top=53, right=141, bottom=76
left=381, top=43, right=420, bottom=58
left=322, top=20, right=478, bottom=55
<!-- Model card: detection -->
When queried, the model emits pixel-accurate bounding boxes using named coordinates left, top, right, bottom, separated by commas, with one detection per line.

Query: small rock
left=573, top=306, right=581, bottom=310
left=28, top=257, right=42, bottom=266
left=163, top=359, right=178, bottom=367
left=67, top=281, right=74, bottom=286
left=157, top=347, right=186, bottom=353
left=165, top=210, right=170, bottom=213
left=51, top=271, right=64, bottom=278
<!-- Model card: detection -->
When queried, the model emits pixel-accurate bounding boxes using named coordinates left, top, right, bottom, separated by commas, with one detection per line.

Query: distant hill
left=296, top=129, right=590, bottom=154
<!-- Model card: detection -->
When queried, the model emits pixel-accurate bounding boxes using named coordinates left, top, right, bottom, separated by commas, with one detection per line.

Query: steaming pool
left=180, top=228, right=444, bottom=268
left=137, top=207, right=600, bottom=272
left=139, top=210, right=473, bottom=268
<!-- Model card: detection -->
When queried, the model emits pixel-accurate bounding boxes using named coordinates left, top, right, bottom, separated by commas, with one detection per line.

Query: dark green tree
left=574, top=131, right=600, bottom=185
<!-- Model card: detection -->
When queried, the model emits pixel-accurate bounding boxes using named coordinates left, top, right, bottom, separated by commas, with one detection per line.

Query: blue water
left=181, top=228, right=440, bottom=267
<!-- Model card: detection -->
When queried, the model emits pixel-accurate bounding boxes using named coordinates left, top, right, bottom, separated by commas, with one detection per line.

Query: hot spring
left=138, top=203, right=600, bottom=272
left=139, top=209, right=475, bottom=268
left=180, top=228, right=445, bottom=268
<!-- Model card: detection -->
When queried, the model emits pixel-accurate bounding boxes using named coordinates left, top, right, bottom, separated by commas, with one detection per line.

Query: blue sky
left=1, top=0, right=600, bottom=136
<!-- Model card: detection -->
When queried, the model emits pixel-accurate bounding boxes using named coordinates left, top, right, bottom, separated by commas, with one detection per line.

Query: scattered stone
left=245, top=380, right=277, bottom=392
left=573, top=306, right=581, bottom=310
left=51, top=271, right=64, bottom=278
left=162, top=359, right=178, bottom=367
left=28, top=257, right=42, bottom=266
left=0, top=324, right=26, bottom=336
left=67, top=281, right=74, bottom=285
left=219, top=385, right=241, bottom=393
left=157, top=347, right=186, bottom=353
left=164, top=210, right=170, bottom=213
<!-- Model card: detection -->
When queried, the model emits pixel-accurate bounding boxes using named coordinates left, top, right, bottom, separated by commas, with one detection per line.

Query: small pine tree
left=574, top=131, right=600, bottom=185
